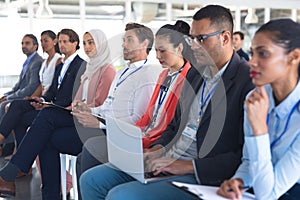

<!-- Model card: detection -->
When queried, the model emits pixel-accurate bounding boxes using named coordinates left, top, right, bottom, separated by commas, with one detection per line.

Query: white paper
left=171, top=181, right=255, bottom=200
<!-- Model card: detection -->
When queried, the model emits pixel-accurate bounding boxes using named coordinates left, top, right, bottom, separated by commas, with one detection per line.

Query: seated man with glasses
left=80, top=5, right=254, bottom=200
left=184, top=29, right=224, bottom=45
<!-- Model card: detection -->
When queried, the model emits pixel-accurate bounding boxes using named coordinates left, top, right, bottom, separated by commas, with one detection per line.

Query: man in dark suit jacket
left=0, top=34, right=43, bottom=122
left=0, top=29, right=85, bottom=198
left=78, top=5, right=254, bottom=199
left=233, top=31, right=250, bottom=61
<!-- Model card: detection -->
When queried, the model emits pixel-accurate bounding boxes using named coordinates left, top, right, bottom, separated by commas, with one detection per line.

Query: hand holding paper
left=171, top=181, right=255, bottom=200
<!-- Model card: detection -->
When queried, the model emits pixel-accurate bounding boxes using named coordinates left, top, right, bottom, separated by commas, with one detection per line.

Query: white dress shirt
left=92, top=59, right=162, bottom=128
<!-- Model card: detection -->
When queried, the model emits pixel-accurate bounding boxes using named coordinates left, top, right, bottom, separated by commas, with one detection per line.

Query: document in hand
left=41, top=102, right=70, bottom=111
left=171, top=181, right=255, bottom=200
left=91, top=113, right=106, bottom=125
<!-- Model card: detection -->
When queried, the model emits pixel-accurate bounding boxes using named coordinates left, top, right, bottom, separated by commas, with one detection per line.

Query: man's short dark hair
left=233, top=31, right=245, bottom=40
left=59, top=28, right=80, bottom=50
left=193, top=5, right=233, bottom=34
left=24, top=34, right=38, bottom=51
left=125, top=23, right=154, bottom=55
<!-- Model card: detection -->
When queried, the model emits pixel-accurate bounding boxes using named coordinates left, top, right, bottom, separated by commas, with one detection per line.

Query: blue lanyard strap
left=115, top=59, right=147, bottom=89
left=269, top=99, right=300, bottom=149
left=58, top=63, right=70, bottom=88
left=198, top=81, right=218, bottom=117
left=143, top=67, right=183, bottom=135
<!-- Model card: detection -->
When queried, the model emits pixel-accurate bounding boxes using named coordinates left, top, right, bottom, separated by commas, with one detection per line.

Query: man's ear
left=73, top=41, right=78, bottom=49
left=141, top=39, right=149, bottom=50
left=222, top=31, right=231, bottom=46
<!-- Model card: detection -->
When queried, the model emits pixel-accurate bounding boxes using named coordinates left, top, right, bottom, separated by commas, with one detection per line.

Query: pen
left=227, top=186, right=250, bottom=192
left=73, top=99, right=86, bottom=108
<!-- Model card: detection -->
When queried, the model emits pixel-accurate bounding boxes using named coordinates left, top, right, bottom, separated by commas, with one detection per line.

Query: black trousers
left=9, top=107, right=84, bottom=200
left=0, top=99, right=39, bottom=145
left=279, top=184, right=300, bottom=200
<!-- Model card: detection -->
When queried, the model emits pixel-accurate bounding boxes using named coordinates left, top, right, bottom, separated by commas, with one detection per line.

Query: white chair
left=60, top=154, right=78, bottom=200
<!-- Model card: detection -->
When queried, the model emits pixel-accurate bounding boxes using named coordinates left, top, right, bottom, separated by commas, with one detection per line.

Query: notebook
left=106, top=116, right=175, bottom=184
left=171, top=181, right=255, bottom=200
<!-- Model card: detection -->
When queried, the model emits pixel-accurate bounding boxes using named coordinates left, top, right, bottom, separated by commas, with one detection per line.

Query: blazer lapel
left=58, top=56, right=78, bottom=90
left=199, top=53, right=239, bottom=125
left=180, top=67, right=203, bottom=123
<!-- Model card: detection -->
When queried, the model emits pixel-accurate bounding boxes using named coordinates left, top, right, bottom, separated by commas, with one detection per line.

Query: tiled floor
left=0, top=157, right=75, bottom=200
left=0, top=157, right=42, bottom=200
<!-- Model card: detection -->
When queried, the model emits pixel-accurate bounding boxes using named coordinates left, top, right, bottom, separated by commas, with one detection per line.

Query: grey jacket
left=5, top=52, right=43, bottom=100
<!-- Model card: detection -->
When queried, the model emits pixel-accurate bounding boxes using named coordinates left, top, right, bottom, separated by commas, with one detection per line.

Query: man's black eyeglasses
left=185, top=30, right=224, bottom=46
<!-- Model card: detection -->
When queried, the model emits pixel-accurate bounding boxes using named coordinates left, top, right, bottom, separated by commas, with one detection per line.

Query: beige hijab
left=81, top=29, right=112, bottom=82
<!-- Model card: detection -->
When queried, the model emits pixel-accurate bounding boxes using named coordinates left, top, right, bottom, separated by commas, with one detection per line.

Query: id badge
left=105, top=96, right=114, bottom=105
left=182, top=124, right=198, bottom=141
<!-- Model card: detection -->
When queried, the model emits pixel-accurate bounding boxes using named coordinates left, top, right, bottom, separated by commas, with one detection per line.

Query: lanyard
left=114, top=60, right=147, bottom=91
left=143, top=67, right=183, bottom=135
left=198, top=81, right=218, bottom=117
left=269, top=99, right=300, bottom=149
left=58, top=62, right=70, bottom=88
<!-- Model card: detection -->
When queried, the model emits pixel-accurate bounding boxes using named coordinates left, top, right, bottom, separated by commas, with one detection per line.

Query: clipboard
left=169, top=182, right=204, bottom=200
left=170, top=181, right=255, bottom=200
left=91, top=113, right=106, bottom=125
left=41, top=102, right=70, bottom=111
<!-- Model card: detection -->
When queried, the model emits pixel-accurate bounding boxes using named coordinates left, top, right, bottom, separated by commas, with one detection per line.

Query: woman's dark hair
left=256, top=18, right=300, bottom=76
left=155, top=20, right=196, bottom=65
left=41, top=30, right=60, bottom=54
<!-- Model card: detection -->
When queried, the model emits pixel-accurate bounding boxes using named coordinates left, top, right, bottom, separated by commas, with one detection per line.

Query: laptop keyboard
left=144, top=171, right=172, bottom=179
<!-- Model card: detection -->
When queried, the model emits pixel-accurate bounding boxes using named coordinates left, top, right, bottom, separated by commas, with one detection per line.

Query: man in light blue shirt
left=0, top=34, right=42, bottom=123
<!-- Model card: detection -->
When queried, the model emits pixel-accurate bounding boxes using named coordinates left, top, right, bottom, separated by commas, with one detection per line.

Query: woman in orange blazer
left=136, top=20, right=195, bottom=148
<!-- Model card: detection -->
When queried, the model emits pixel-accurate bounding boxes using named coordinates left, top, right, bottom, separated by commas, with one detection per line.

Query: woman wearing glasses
left=218, top=19, right=300, bottom=200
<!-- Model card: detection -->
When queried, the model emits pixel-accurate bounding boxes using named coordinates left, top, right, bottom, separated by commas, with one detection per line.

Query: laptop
left=106, top=116, right=175, bottom=184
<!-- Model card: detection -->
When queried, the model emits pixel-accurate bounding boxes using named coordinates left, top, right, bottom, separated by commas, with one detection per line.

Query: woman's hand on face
left=245, top=86, right=269, bottom=136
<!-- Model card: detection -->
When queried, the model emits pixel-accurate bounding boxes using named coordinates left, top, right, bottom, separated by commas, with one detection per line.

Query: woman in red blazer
left=136, top=20, right=195, bottom=148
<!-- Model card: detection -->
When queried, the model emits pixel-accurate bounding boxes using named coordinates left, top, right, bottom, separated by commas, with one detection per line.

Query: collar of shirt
left=62, top=52, right=77, bottom=66
left=267, top=80, right=300, bottom=119
left=24, top=51, right=37, bottom=66
left=127, top=59, right=147, bottom=69
left=26, top=51, right=37, bottom=61
left=203, top=60, right=229, bottom=84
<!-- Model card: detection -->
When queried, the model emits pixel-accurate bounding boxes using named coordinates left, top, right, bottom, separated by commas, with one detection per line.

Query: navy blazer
left=153, top=52, right=254, bottom=186
left=42, top=55, right=85, bottom=107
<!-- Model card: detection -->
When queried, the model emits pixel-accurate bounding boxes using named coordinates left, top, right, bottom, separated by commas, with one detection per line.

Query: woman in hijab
left=73, top=29, right=115, bottom=107
left=0, top=29, right=115, bottom=199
